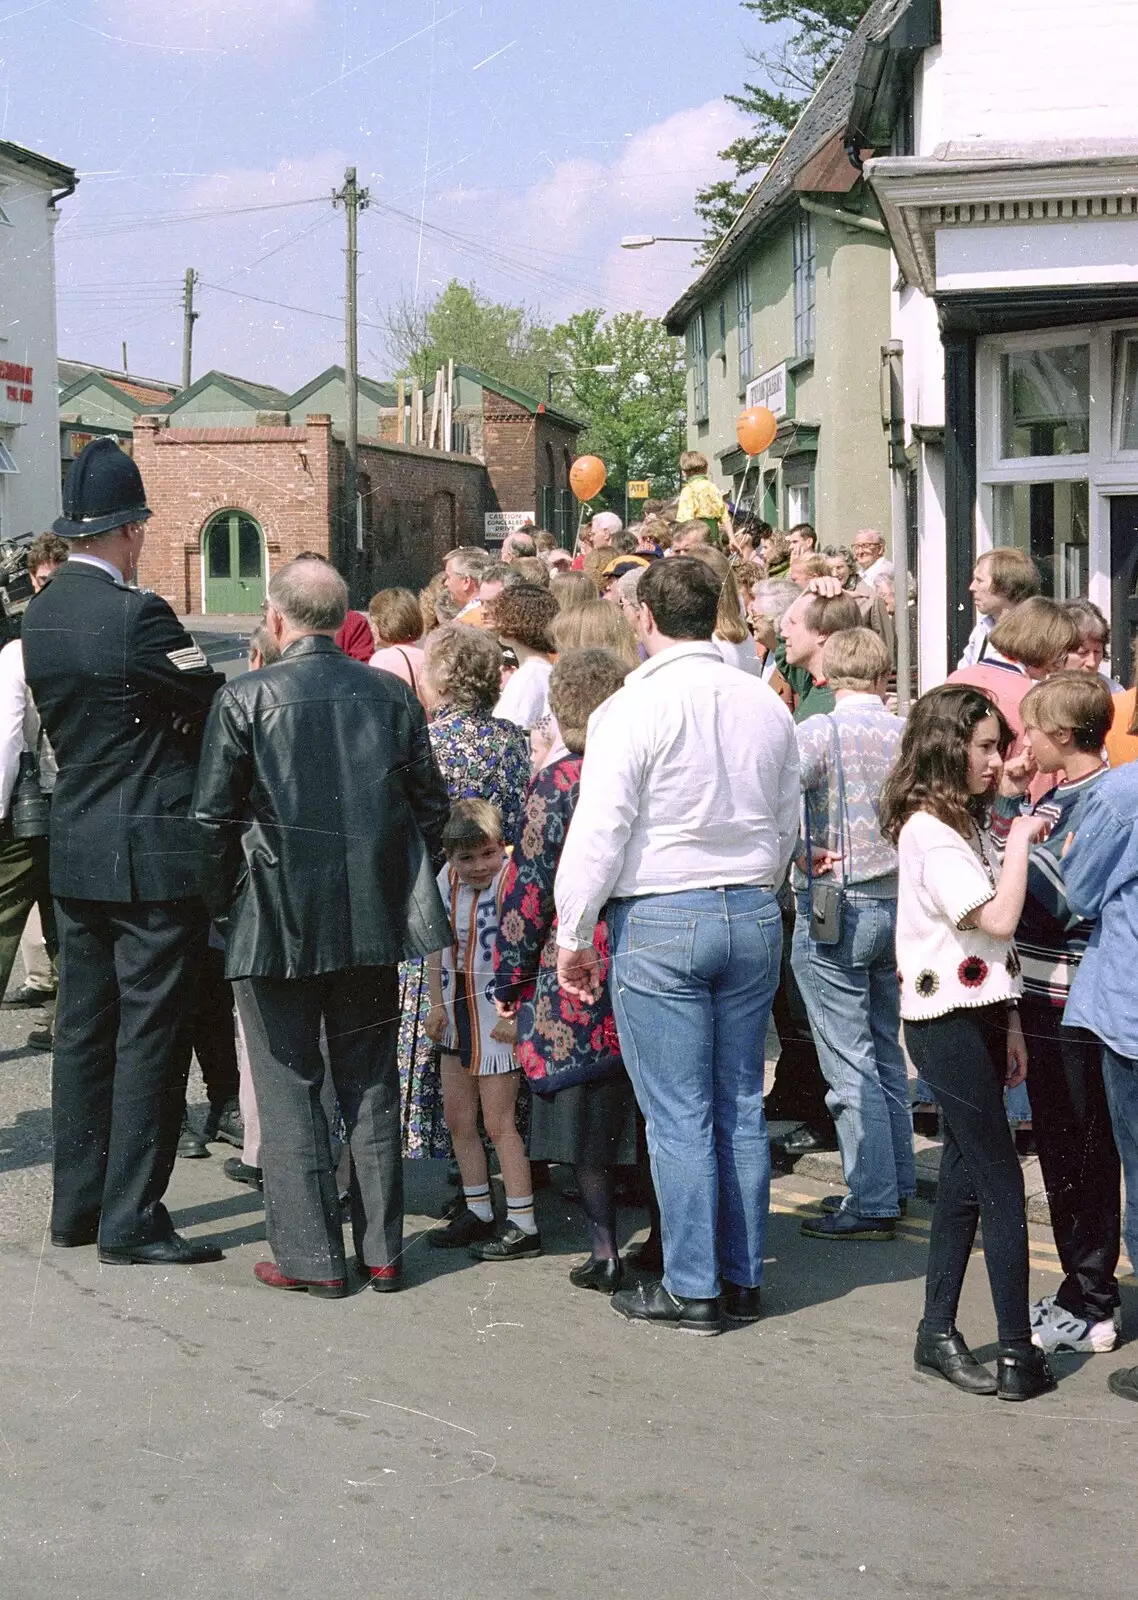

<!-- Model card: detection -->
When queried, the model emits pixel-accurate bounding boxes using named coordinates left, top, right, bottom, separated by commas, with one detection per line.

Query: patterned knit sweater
left=792, top=694, right=903, bottom=894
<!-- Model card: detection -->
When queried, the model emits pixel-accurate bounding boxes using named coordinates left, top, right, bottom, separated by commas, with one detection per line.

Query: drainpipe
left=881, top=340, right=912, bottom=713
left=798, top=197, right=886, bottom=236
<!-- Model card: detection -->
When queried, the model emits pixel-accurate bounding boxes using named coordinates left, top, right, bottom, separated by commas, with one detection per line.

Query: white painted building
left=851, top=0, right=1138, bottom=685
left=0, top=141, right=76, bottom=541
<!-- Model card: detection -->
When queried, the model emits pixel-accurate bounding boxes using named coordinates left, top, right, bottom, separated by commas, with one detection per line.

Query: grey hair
left=750, top=577, right=802, bottom=621
left=478, top=561, right=523, bottom=589
left=444, top=545, right=492, bottom=581
left=248, top=622, right=281, bottom=665
left=617, top=566, right=643, bottom=606
left=267, top=558, right=348, bottom=632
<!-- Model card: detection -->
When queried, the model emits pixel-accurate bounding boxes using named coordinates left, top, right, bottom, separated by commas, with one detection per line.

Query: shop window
left=993, top=479, right=1089, bottom=599
left=784, top=459, right=814, bottom=528
left=1115, top=336, right=1138, bottom=452
left=737, top=269, right=754, bottom=388
left=1000, top=343, right=1089, bottom=460
left=691, top=309, right=709, bottom=422
left=792, top=212, right=816, bottom=359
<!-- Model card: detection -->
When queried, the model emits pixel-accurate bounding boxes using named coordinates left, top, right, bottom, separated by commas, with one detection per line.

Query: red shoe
left=253, top=1260, right=347, bottom=1299
left=367, top=1264, right=403, bottom=1294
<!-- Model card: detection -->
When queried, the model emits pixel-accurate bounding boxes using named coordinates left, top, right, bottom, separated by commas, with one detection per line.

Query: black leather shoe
left=176, top=1114, right=209, bottom=1159
left=914, top=1323, right=998, bottom=1394
left=722, top=1283, right=762, bottom=1324
left=428, top=1207, right=496, bottom=1249
left=203, top=1097, right=244, bottom=1147
left=822, top=1193, right=908, bottom=1216
left=611, top=1278, right=722, bottom=1336
left=997, top=1344, right=1056, bottom=1402
left=569, top=1256, right=622, bottom=1294
left=468, top=1222, right=543, bottom=1261
left=98, top=1233, right=224, bottom=1266
left=3, top=983, right=54, bottom=1008
left=223, top=1156, right=263, bottom=1190
left=801, top=1208, right=895, bottom=1240
left=26, top=1024, right=53, bottom=1052
left=1108, top=1365, right=1138, bottom=1402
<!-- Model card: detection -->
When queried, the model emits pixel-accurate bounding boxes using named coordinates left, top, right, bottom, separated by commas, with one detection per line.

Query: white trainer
left=1031, top=1302, right=1119, bottom=1354
left=1030, top=1293, right=1056, bottom=1329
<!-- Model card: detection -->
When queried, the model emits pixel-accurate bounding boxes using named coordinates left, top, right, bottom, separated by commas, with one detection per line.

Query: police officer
left=23, top=438, right=226, bottom=1264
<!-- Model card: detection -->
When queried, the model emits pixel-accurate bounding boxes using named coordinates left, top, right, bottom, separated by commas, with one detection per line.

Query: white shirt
left=554, top=640, right=799, bottom=949
left=0, top=639, right=53, bottom=818
left=494, top=655, right=553, bottom=730
left=67, top=552, right=125, bottom=584
left=859, top=555, right=894, bottom=587
left=957, top=611, right=995, bottom=670
left=713, top=634, right=765, bottom=677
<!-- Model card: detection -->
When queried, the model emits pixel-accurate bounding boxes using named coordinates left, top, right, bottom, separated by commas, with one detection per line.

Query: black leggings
left=904, top=1005, right=1030, bottom=1346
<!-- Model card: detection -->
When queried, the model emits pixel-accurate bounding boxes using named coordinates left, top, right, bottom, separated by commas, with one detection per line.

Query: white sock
left=506, top=1194, right=537, bottom=1235
left=463, top=1184, right=493, bottom=1223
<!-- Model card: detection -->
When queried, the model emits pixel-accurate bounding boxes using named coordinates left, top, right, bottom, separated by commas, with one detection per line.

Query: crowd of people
left=15, top=433, right=1138, bottom=1408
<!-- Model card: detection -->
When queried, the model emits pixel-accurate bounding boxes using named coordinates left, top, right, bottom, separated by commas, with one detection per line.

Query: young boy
left=675, top=450, right=729, bottom=544
left=426, top=800, right=541, bottom=1260
left=992, top=670, right=1120, bottom=1354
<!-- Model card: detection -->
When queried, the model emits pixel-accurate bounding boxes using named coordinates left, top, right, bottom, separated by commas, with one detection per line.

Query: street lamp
left=620, top=234, right=704, bottom=249
left=547, top=363, right=618, bottom=402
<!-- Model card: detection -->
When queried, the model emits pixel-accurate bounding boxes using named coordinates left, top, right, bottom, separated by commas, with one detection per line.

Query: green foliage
left=548, top=309, right=686, bottom=506
left=383, top=281, right=687, bottom=510
left=695, top=1, right=867, bottom=252
left=383, top=280, right=557, bottom=399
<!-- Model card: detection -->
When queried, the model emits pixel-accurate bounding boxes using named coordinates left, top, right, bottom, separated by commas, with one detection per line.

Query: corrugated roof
left=59, top=359, right=179, bottom=396
left=663, top=0, right=897, bottom=332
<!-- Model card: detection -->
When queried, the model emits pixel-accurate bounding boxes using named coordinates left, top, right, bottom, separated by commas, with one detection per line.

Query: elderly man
left=443, top=546, right=492, bottom=619
left=193, top=559, right=450, bottom=1297
left=851, top=529, right=893, bottom=588
left=556, top=558, right=798, bottom=1335
left=501, top=530, right=537, bottom=563
left=668, top=519, right=712, bottom=558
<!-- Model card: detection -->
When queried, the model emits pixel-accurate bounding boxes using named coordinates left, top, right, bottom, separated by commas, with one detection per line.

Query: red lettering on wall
left=0, top=362, right=32, bottom=386
left=5, top=385, right=32, bottom=403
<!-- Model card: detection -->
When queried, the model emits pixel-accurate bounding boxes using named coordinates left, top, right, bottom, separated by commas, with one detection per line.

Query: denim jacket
left=1063, top=762, right=1138, bottom=1058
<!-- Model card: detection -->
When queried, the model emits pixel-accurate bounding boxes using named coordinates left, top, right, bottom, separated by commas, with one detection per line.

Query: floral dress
left=493, top=754, right=635, bottom=1167
left=396, top=706, right=531, bottom=1157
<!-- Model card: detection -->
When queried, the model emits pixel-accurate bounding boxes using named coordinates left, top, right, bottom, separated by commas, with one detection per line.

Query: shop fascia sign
left=745, top=360, right=789, bottom=420
left=0, top=361, right=32, bottom=404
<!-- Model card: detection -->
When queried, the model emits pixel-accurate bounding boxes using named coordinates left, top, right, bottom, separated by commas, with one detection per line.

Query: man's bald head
left=267, top=558, right=348, bottom=635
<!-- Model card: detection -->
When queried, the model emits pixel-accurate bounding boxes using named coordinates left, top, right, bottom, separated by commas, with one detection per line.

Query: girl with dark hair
left=880, top=685, right=1055, bottom=1401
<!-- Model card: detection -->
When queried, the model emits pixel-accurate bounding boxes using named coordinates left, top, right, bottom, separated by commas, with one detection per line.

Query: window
left=691, top=308, right=709, bottom=422
left=792, top=212, right=816, bottom=358
left=993, top=480, right=1089, bottom=599
left=0, top=440, right=18, bottom=473
left=1000, top=344, right=1090, bottom=459
left=737, top=269, right=754, bottom=387
left=786, top=479, right=812, bottom=528
left=1115, top=336, right=1138, bottom=452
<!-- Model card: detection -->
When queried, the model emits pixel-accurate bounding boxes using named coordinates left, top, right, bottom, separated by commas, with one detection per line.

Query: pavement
left=1, top=995, right=1134, bottom=1598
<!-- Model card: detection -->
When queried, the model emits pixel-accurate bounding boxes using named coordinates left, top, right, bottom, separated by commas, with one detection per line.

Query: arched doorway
left=202, top=510, right=266, bottom=613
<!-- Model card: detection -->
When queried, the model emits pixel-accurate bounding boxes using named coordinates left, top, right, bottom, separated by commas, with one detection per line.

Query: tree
left=548, top=310, right=686, bottom=508
left=695, top=1, right=867, bottom=248
left=381, top=280, right=557, bottom=400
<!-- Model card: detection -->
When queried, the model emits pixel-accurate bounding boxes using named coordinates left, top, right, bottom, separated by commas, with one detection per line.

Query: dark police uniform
left=23, top=557, right=223, bottom=1251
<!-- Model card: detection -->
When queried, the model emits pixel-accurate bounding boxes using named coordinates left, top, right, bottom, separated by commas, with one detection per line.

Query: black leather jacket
left=192, top=635, right=451, bottom=979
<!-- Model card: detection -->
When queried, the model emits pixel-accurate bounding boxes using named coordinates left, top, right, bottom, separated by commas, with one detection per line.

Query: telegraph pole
left=333, top=167, right=370, bottom=556
left=182, top=268, right=199, bottom=391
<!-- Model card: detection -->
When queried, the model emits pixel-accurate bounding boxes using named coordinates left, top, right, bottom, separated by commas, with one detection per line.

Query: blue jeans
left=1100, top=1044, right=1138, bottom=1272
left=607, top=887, right=781, bottom=1301
left=791, top=892, right=915, bottom=1217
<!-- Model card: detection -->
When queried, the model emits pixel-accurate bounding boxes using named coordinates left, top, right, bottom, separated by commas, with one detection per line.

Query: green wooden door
left=203, top=512, right=265, bottom=613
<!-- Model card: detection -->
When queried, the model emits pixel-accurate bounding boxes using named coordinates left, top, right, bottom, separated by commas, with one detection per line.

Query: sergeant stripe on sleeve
left=167, top=644, right=209, bottom=671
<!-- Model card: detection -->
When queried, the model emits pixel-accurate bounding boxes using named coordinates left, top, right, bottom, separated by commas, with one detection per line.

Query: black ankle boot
left=997, top=1344, right=1056, bottom=1402
left=914, top=1322, right=997, bottom=1395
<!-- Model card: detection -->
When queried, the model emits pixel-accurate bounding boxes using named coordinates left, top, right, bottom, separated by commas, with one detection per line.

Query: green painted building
left=664, top=0, right=896, bottom=546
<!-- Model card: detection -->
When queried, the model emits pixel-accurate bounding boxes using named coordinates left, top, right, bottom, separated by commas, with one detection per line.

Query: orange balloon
left=569, top=454, right=607, bottom=501
left=736, top=405, right=778, bottom=456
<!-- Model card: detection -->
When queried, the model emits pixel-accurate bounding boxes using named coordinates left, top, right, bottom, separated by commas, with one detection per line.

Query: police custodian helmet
left=53, top=436, right=152, bottom=540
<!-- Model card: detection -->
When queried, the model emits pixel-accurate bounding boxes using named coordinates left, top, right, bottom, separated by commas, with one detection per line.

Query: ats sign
left=0, top=361, right=32, bottom=404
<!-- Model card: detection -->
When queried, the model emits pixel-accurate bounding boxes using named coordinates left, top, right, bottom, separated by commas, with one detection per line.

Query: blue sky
left=1, top=0, right=780, bottom=389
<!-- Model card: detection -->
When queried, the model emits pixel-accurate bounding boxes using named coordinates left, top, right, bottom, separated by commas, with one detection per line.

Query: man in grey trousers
left=192, top=559, right=451, bottom=1298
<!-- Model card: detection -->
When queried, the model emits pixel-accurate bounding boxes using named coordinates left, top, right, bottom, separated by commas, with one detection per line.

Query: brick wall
left=480, top=390, right=580, bottom=517
left=133, top=414, right=335, bottom=613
